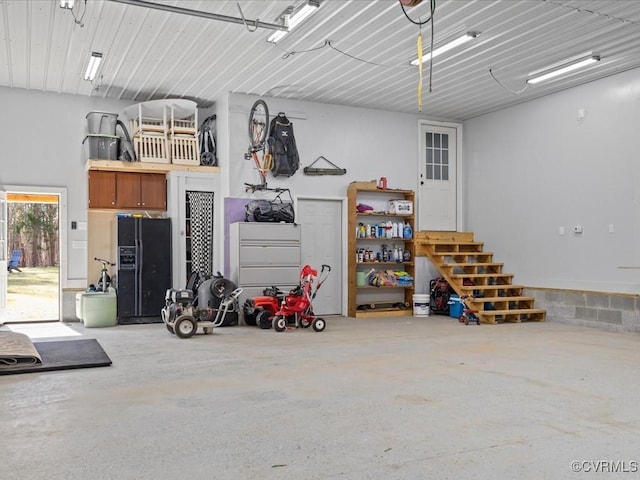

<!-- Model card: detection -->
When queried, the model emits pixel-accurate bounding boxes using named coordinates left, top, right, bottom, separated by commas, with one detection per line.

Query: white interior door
left=297, top=197, right=343, bottom=315
left=419, top=123, right=458, bottom=231
left=0, top=188, right=7, bottom=310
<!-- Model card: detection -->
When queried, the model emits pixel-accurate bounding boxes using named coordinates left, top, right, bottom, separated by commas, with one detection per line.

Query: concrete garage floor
left=2, top=316, right=640, bottom=480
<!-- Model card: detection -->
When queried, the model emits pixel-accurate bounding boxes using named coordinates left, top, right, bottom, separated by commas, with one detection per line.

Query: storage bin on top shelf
left=387, top=199, right=413, bottom=215
left=123, top=99, right=200, bottom=165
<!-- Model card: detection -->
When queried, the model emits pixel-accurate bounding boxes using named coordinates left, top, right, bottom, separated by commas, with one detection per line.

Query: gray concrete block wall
left=525, top=288, right=640, bottom=333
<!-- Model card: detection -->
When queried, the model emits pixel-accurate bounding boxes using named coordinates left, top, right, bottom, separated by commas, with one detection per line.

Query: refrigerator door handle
left=135, top=218, right=142, bottom=317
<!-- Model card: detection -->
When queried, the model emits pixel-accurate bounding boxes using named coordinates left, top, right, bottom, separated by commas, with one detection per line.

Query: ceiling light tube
left=410, top=32, right=478, bottom=66
left=84, top=52, right=103, bottom=81
left=268, top=1, right=320, bottom=43
left=526, top=55, right=601, bottom=85
left=60, top=0, right=74, bottom=9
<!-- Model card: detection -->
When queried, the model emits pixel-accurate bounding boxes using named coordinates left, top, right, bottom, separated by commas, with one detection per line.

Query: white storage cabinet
left=229, top=222, right=302, bottom=319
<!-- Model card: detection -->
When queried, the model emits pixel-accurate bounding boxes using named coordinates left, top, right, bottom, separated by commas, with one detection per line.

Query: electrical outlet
left=609, top=224, right=615, bottom=233
left=559, top=226, right=565, bottom=235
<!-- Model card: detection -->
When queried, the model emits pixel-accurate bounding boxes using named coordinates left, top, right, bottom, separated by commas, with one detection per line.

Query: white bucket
left=413, top=294, right=430, bottom=317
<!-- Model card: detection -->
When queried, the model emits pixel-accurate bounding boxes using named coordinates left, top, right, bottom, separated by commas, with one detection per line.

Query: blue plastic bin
left=448, top=295, right=464, bottom=318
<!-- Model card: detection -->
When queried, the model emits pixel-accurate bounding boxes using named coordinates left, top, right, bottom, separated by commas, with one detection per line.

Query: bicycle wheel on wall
left=248, top=99, right=269, bottom=151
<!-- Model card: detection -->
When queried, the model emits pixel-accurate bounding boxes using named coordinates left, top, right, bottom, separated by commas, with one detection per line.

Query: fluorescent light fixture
left=267, top=1, right=320, bottom=43
left=60, top=0, right=74, bottom=9
left=84, top=52, right=103, bottom=81
left=526, top=55, right=601, bottom=85
left=410, top=32, right=478, bottom=66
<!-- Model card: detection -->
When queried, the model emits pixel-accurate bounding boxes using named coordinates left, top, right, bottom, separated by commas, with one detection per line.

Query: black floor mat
left=0, top=338, right=112, bottom=375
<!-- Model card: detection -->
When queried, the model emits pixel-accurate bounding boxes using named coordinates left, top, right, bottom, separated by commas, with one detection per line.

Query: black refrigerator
left=116, top=217, right=172, bottom=324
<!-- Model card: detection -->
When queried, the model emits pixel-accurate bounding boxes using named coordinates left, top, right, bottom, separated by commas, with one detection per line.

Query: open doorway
left=4, top=192, right=60, bottom=323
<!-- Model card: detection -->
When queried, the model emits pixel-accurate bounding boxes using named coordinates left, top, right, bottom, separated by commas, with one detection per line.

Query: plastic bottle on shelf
left=403, top=222, right=413, bottom=239
left=403, top=248, right=411, bottom=262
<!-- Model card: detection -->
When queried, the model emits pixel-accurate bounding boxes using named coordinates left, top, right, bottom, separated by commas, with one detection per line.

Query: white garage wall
left=225, top=92, right=433, bottom=294
left=0, top=87, right=133, bottom=286
left=227, top=92, right=421, bottom=198
left=463, top=67, right=640, bottom=294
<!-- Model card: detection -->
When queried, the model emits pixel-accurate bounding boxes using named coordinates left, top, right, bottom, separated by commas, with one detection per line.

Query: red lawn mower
left=242, top=286, right=285, bottom=329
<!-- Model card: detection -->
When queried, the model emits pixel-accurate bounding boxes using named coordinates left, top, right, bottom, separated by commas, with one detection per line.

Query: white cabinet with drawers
left=229, top=222, right=302, bottom=312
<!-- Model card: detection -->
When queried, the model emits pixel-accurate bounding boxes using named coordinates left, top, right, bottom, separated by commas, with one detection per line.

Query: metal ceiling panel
left=1, top=0, right=640, bottom=120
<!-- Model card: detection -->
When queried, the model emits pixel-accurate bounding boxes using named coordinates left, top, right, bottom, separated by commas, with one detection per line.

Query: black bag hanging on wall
left=267, top=112, right=300, bottom=177
left=245, top=189, right=295, bottom=223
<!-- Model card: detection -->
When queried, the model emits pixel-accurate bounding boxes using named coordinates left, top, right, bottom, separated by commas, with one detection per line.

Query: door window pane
left=424, top=131, right=449, bottom=181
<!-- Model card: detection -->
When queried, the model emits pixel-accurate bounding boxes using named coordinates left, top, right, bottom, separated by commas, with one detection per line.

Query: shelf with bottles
left=356, top=211, right=413, bottom=218
left=356, top=261, right=414, bottom=266
left=356, top=220, right=413, bottom=241
left=356, top=242, right=412, bottom=263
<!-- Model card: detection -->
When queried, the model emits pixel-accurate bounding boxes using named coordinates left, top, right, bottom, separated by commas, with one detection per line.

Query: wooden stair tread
left=481, top=308, right=546, bottom=315
left=431, top=251, right=494, bottom=257
left=419, top=240, right=484, bottom=246
left=460, top=284, right=524, bottom=290
left=469, top=296, right=534, bottom=302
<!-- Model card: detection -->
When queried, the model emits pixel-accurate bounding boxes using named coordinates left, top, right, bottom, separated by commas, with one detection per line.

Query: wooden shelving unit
left=347, top=181, right=416, bottom=318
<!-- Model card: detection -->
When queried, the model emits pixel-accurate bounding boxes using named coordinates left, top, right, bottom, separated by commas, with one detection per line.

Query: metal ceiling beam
left=107, top=0, right=287, bottom=31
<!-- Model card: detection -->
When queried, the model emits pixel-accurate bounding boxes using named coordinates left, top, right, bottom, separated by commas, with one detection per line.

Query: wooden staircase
left=415, top=231, right=545, bottom=324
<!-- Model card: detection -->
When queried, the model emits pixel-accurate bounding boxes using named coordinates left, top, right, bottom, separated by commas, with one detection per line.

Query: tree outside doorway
left=8, top=202, right=59, bottom=268
left=5, top=198, right=59, bottom=322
